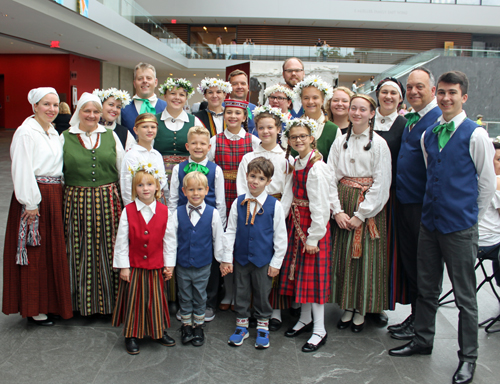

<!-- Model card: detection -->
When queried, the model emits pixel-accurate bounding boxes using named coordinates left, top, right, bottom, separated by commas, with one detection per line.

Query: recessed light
left=169, top=73, right=173, bottom=76
left=217, top=74, right=220, bottom=76
left=193, top=74, right=197, bottom=76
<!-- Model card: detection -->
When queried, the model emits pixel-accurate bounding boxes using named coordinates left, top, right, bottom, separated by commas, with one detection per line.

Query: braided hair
left=343, top=94, right=377, bottom=151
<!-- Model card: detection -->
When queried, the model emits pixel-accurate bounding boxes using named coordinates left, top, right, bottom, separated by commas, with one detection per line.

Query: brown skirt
left=2, top=184, right=73, bottom=319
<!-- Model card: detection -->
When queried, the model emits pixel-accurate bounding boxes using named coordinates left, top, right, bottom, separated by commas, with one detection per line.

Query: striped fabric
left=64, top=182, right=122, bottom=316
left=112, top=268, right=170, bottom=339
left=214, top=132, right=253, bottom=216
left=331, top=181, right=389, bottom=315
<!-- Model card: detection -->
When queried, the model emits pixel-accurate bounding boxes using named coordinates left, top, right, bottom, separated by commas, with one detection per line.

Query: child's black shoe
left=157, top=331, right=176, bottom=347
left=191, top=325, right=205, bottom=347
left=181, top=324, right=194, bottom=344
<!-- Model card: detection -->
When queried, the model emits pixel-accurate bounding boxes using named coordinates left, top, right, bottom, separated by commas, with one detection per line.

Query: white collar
left=224, top=128, right=247, bottom=140
left=135, top=198, right=157, bottom=214
left=186, top=200, right=206, bottom=213
left=244, top=191, right=269, bottom=206
left=351, top=127, right=370, bottom=137
left=161, top=109, right=188, bottom=122
left=24, top=116, right=59, bottom=137
left=375, top=109, right=398, bottom=131
left=255, top=143, right=284, bottom=154
left=131, top=143, right=153, bottom=152
left=188, top=156, right=208, bottom=165
left=438, top=110, right=467, bottom=128
left=69, top=124, right=107, bottom=134
left=417, top=98, right=439, bottom=118
left=133, top=94, right=158, bottom=102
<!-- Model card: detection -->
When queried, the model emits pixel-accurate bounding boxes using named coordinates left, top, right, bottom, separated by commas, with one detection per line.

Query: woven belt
left=287, top=196, right=310, bottom=280
left=271, top=193, right=282, bottom=200
left=223, top=170, right=238, bottom=181
left=162, top=155, right=188, bottom=163
left=36, top=176, right=62, bottom=184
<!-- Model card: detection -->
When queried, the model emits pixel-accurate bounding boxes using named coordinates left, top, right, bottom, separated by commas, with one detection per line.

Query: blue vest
left=421, top=118, right=479, bottom=234
left=234, top=194, right=276, bottom=268
left=121, top=99, right=167, bottom=137
left=177, top=160, right=217, bottom=207
left=396, top=106, right=441, bottom=204
left=290, top=106, right=304, bottom=119
left=176, top=204, right=214, bottom=268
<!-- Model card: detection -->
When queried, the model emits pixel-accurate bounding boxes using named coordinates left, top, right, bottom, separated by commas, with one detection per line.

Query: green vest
left=291, top=120, right=339, bottom=160
left=62, top=129, right=118, bottom=187
left=153, top=113, right=195, bottom=156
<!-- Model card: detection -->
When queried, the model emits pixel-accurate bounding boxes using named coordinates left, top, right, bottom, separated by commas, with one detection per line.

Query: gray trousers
left=234, top=261, right=272, bottom=320
left=414, top=224, right=478, bottom=363
left=177, top=264, right=211, bottom=317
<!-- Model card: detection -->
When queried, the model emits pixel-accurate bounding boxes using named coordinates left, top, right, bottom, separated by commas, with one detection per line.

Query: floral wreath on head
left=197, top=77, right=232, bottom=95
left=92, top=87, right=131, bottom=108
left=159, top=78, right=194, bottom=98
left=293, top=75, right=334, bottom=100
left=264, top=84, right=295, bottom=101
left=253, top=105, right=288, bottom=124
left=128, top=161, right=164, bottom=183
left=283, top=117, right=318, bottom=139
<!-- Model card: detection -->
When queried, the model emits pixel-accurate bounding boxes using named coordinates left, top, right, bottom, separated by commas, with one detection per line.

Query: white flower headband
left=159, top=78, right=194, bottom=98
left=92, top=87, right=131, bottom=108
left=253, top=105, right=288, bottom=124
left=283, top=117, right=319, bottom=138
left=197, top=77, right=232, bottom=95
left=293, top=75, right=334, bottom=100
left=264, top=84, right=295, bottom=100
left=128, top=161, right=164, bottom=183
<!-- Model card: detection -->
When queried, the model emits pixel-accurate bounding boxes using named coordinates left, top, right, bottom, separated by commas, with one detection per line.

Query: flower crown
left=293, top=75, right=334, bottom=100
left=92, top=88, right=131, bottom=108
left=283, top=117, right=319, bottom=138
left=159, top=78, right=194, bottom=98
left=264, top=84, right=295, bottom=101
left=197, top=77, right=232, bottom=95
left=253, top=105, right=288, bottom=124
left=128, top=161, right=164, bottom=182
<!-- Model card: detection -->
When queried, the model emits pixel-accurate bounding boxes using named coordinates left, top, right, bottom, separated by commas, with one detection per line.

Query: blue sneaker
left=255, top=329, right=270, bottom=349
left=228, top=326, right=249, bottom=346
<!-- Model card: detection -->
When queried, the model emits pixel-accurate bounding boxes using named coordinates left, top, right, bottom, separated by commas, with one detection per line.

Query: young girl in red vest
left=279, top=118, right=331, bottom=353
left=207, top=99, right=260, bottom=311
left=112, top=166, right=175, bottom=355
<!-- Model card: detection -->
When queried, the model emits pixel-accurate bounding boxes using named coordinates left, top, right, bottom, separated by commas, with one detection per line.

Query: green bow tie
left=405, top=112, right=420, bottom=128
left=137, top=98, right=156, bottom=114
left=247, top=106, right=253, bottom=120
left=432, top=121, right=456, bottom=150
left=184, top=162, right=209, bottom=175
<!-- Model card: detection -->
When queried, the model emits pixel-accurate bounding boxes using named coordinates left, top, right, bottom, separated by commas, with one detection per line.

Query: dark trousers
left=205, top=255, right=221, bottom=309
left=234, top=261, right=272, bottom=320
left=396, top=201, right=422, bottom=313
left=414, top=224, right=478, bottom=363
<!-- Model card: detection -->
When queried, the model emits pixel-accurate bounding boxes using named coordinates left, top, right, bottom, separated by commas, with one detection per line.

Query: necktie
left=183, top=162, right=210, bottom=175
left=188, top=204, right=202, bottom=219
left=432, top=121, right=456, bottom=150
left=240, top=198, right=264, bottom=225
left=247, top=106, right=253, bottom=120
left=137, top=98, right=156, bottom=114
left=405, top=112, right=420, bottom=129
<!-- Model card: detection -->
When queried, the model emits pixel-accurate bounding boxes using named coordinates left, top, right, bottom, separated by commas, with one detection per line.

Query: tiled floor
left=0, top=129, right=499, bottom=383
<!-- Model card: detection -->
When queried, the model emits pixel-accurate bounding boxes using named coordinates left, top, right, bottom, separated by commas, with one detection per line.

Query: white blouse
left=374, top=109, right=399, bottom=132
left=160, top=109, right=203, bottom=132
left=327, top=129, right=391, bottom=221
left=284, top=155, right=332, bottom=247
left=236, top=144, right=293, bottom=217
left=11, top=117, right=63, bottom=210
left=120, top=143, right=169, bottom=206
left=207, top=128, right=261, bottom=161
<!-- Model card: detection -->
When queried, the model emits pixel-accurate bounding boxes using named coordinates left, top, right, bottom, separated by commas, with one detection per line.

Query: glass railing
left=362, top=0, right=500, bottom=5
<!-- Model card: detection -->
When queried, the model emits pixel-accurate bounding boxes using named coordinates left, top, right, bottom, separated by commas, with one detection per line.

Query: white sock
left=221, top=274, right=234, bottom=304
left=311, top=303, right=326, bottom=337
left=353, top=310, right=364, bottom=325
left=32, top=313, right=48, bottom=321
left=341, top=308, right=354, bottom=322
left=271, top=309, right=281, bottom=322
left=293, top=303, right=312, bottom=330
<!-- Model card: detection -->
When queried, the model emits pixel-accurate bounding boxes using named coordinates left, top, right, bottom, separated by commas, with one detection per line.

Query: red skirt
left=2, top=185, right=73, bottom=319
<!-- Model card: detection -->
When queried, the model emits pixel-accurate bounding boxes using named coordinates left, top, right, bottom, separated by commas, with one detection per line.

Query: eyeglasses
left=284, top=69, right=304, bottom=74
left=268, top=96, right=288, bottom=101
left=289, top=134, right=311, bottom=142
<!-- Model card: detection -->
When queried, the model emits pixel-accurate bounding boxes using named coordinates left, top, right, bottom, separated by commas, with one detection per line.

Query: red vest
left=127, top=201, right=169, bottom=269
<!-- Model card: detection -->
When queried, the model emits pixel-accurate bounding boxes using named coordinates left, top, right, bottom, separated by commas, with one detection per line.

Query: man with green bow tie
left=390, top=71, right=496, bottom=384
left=121, top=63, right=167, bottom=137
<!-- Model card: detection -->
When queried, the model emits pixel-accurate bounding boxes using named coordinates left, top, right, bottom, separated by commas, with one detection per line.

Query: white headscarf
left=27, top=87, right=59, bottom=113
left=69, top=92, right=102, bottom=127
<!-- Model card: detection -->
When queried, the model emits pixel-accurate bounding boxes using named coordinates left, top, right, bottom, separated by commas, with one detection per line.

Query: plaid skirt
left=112, top=268, right=170, bottom=339
left=331, top=182, right=388, bottom=315
left=64, top=182, right=122, bottom=316
left=2, top=184, right=73, bottom=319
left=279, top=205, right=331, bottom=304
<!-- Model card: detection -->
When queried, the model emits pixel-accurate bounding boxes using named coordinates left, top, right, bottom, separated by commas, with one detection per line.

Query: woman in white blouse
left=60, top=92, right=125, bottom=316
left=3, top=87, right=73, bottom=325
left=328, top=94, right=391, bottom=333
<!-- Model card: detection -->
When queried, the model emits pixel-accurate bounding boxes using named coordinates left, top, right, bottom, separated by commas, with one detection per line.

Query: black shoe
left=390, top=324, right=415, bottom=340
left=337, top=310, right=354, bottom=330
left=284, top=321, right=313, bottom=337
left=289, top=307, right=301, bottom=317
left=302, top=333, right=327, bottom=353
left=249, top=316, right=257, bottom=328
left=28, top=317, right=54, bottom=326
left=389, top=340, right=432, bottom=357
left=181, top=324, right=194, bottom=344
left=269, top=318, right=282, bottom=332
left=157, top=332, right=176, bottom=347
left=453, top=361, right=475, bottom=384
left=388, top=314, right=414, bottom=333
left=367, top=311, right=388, bottom=326
left=191, top=325, right=205, bottom=347
left=125, top=337, right=140, bottom=355
left=351, top=321, right=365, bottom=333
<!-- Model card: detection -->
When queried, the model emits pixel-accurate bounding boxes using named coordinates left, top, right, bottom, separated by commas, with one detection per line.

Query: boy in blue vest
left=168, top=125, right=226, bottom=323
left=165, top=171, right=224, bottom=346
left=389, top=71, right=496, bottom=384
left=222, top=157, right=287, bottom=349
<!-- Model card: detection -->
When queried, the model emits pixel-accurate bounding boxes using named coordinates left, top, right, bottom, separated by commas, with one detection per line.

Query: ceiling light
left=169, top=73, right=173, bottom=76
left=193, top=74, right=197, bottom=76
left=203, top=26, right=207, bottom=31
left=217, top=74, right=220, bottom=76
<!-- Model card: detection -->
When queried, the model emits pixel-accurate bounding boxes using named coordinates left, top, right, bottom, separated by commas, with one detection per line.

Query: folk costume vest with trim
left=153, top=113, right=195, bottom=156
left=177, top=160, right=217, bottom=207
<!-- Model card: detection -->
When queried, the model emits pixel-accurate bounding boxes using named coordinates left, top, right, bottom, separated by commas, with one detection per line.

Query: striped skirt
left=112, top=268, right=170, bottom=339
left=64, top=182, right=122, bottom=316
left=2, top=183, right=73, bottom=319
left=331, top=181, right=389, bottom=315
